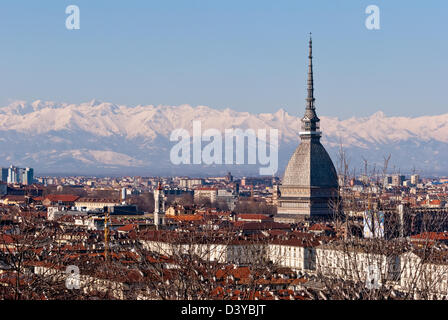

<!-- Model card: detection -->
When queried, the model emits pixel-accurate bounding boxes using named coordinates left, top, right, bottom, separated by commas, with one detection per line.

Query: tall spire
left=301, top=33, right=321, bottom=138
left=306, top=32, right=315, bottom=110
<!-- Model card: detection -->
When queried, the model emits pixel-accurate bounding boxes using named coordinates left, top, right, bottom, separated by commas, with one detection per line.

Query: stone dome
left=282, top=140, right=338, bottom=188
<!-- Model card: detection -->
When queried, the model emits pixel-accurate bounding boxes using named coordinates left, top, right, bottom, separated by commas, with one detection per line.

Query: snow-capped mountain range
left=0, top=100, right=446, bottom=176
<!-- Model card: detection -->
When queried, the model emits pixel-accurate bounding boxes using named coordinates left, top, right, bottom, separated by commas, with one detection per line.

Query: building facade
left=194, top=187, right=218, bottom=204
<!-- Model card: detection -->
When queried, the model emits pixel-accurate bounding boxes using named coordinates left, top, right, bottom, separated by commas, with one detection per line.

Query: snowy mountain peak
left=371, top=110, right=386, bottom=118
left=88, top=99, right=103, bottom=107
left=0, top=100, right=446, bottom=175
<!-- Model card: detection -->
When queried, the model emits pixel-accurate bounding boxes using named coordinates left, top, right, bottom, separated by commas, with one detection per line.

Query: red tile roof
left=168, top=215, right=203, bottom=222
left=117, top=224, right=137, bottom=233
left=238, top=214, right=272, bottom=221
left=411, top=232, right=448, bottom=241
left=44, top=194, right=80, bottom=202
left=2, top=195, right=26, bottom=202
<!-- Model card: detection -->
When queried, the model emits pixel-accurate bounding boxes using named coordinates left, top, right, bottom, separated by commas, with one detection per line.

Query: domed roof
left=282, top=140, right=338, bottom=188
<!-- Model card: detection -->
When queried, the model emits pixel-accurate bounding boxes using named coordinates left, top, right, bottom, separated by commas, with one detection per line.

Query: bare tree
left=314, top=146, right=448, bottom=300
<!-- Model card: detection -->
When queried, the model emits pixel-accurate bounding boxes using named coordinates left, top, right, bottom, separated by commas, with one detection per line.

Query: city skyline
left=0, top=1, right=447, bottom=304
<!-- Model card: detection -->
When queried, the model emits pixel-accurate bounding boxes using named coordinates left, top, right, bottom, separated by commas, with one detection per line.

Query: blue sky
left=0, top=0, right=446, bottom=119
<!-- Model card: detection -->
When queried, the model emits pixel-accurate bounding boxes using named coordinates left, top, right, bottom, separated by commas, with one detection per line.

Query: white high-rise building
left=23, top=168, right=34, bottom=185
left=4, top=165, right=34, bottom=185
left=153, top=183, right=166, bottom=227
left=121, top=187, right=127, bottom=204
left=7, top=165, right=18, bottom=184
left=411, top=174, right=420, bottom=185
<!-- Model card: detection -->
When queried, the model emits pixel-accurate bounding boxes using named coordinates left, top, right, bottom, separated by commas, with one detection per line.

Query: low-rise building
left=42, top=194, right=80, bottom=207
left=194, top=188, right=218, bottom=204
left=74, top=198, right=121, bottom=211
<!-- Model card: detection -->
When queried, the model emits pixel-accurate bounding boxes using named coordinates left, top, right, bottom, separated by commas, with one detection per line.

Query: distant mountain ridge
left=0, top=100, right=446, bottom=176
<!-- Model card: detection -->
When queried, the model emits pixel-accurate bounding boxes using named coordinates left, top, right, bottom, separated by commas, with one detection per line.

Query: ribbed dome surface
left=282, top=140, right=338, bottom=188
